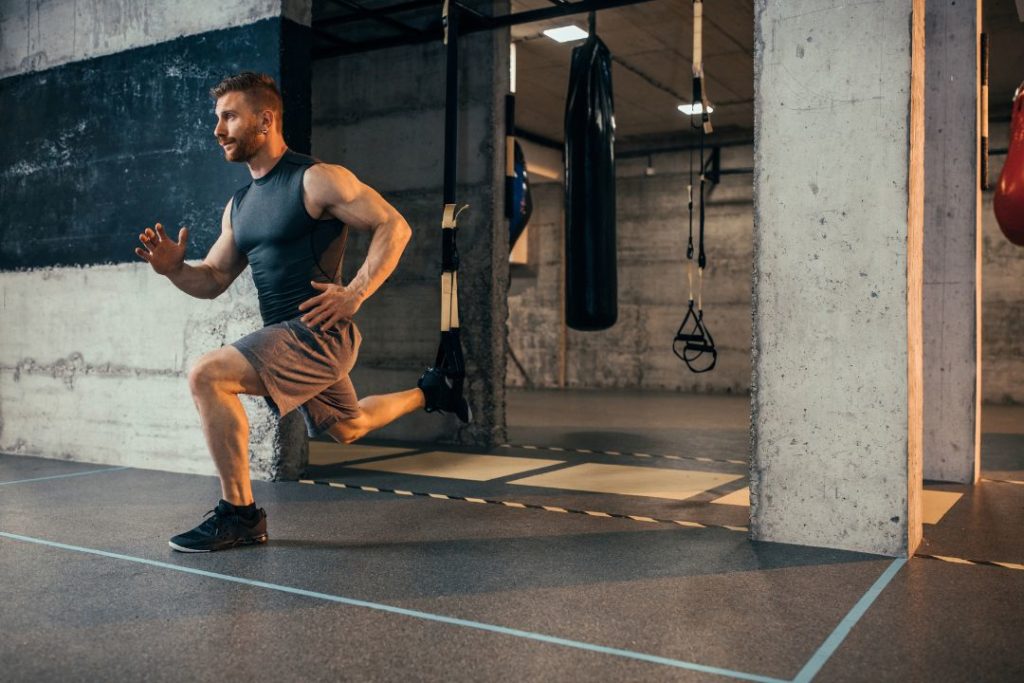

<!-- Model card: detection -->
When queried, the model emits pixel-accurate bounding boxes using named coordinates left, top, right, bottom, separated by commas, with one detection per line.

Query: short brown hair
left=210, top=72, right=283, bottom=128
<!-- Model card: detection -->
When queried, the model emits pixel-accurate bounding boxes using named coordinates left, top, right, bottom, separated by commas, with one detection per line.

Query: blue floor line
left=0, top=466, right=130, bottom=486
left=791, top=558, right=906, bottom=683
left=0, top=530, right=786, bottom=683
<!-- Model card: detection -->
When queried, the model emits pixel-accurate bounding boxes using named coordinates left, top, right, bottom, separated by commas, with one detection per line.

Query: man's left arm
left=298, top=163, right=412, bottom=327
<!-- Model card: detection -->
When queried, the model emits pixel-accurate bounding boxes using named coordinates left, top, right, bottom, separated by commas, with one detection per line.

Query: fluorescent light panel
left=543, top=26, right=589, bottom=43
left=678, top=103, right=714, bottom=115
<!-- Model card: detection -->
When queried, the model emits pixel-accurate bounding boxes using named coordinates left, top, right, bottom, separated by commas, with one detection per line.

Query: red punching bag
left=994, top=83, right=1024, bottom=246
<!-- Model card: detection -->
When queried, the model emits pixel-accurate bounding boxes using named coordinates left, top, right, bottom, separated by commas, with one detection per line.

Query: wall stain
left=7, top=353, right=182, bottom=389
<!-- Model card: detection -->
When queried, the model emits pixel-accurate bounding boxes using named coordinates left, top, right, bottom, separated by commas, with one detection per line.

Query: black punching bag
left=564, top=21, right=617, bottom=331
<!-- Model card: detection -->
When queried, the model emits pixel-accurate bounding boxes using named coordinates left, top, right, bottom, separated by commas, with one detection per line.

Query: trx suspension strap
left=673, top=0, right=716, bottom=373
left=435, top=1, right=470, bottom=403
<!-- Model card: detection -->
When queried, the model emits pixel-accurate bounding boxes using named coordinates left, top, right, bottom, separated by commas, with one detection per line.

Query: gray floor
left=1, top=389, right=1021, bottom=681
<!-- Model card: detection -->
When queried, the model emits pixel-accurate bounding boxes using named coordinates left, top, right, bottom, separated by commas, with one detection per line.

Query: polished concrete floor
left=1, top=389, right=1022, bottom=681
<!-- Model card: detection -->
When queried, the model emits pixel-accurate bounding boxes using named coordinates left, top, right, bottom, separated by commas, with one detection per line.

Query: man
left=134, top=72, right=470, bottom=553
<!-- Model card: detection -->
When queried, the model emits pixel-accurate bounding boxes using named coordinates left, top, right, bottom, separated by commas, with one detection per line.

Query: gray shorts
left=230, top=316, right=362, bottom=438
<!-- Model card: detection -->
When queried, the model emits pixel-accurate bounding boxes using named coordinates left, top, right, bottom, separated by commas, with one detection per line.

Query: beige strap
left=506, top=136, right=516, bottom=177
left=441, top=271, right=460, bottom=331
left=442, top=202, right=470, bottom=230
left=692, top=1, right=703, bottom=70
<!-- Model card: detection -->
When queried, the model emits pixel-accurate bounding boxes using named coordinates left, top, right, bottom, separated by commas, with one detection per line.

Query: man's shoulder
left=303, top=160, right=356, bottom=192
left=231, top=182, right=252, bottom=207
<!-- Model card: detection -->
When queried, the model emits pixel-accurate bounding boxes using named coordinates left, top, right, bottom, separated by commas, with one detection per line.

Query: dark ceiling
left=311, top=0, right=1024, bottom=146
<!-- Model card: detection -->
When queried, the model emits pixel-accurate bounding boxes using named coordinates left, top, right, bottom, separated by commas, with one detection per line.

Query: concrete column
left=0, top=1, right=313, bottom=480
left=751, top=0, right=925, bottom=556
left=922, top=1, right=982, bottom=484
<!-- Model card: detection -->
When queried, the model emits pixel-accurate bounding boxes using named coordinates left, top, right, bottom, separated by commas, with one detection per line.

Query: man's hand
left=298, top=281, right=363, bottom=328
left=135, top=223, right=189, bottom=276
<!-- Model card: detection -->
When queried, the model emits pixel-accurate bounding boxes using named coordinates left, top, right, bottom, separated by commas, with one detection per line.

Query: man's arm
left=303, top=163, right=412, bottom=306
left=136, top=199, right=246, bottom=298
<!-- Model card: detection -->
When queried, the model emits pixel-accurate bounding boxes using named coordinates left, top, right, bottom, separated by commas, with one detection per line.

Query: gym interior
left=2, top=0, right=1023, bottom=680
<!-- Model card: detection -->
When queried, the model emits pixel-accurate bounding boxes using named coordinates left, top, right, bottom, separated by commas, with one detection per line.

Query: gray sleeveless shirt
left=231, top=150, right=347, bottom=326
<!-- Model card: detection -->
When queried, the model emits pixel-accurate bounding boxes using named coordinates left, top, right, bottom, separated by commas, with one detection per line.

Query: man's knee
left=328, top=411, right=370, bottom=444
left=188, top=354, right=227, bottom=395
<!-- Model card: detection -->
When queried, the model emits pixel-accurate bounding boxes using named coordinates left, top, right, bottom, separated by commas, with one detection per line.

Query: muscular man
left=134, top=72, right=470, bottom=553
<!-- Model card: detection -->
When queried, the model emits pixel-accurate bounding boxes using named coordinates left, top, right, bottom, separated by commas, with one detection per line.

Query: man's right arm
left=166, top=199, right=248, bottom=299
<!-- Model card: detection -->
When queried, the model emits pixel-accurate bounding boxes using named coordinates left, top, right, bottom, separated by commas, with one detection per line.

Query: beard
left=219, top=124, right=262, bottom=163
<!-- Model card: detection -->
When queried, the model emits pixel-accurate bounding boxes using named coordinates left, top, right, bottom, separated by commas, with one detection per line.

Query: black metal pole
left=443, top=2, right=459, bottom=205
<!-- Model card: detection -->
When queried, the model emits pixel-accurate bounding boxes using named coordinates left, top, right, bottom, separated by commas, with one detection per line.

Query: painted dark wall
left=0, top=18, right=311, bottom=271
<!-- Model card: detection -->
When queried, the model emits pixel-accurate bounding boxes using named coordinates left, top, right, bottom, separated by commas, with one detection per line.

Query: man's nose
left=214, top=121, right=226, bottom=138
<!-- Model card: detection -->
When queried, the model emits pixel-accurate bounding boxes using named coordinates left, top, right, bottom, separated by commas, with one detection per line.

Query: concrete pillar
left=0, top=1, right=313, bottom=480
left=922, top=1, right=982, bottom=484
left=751, top=0, right=926, bottom=556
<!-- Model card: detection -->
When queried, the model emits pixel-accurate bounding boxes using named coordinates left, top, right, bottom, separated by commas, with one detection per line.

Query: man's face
left=213, top=92, right=263, bottom=163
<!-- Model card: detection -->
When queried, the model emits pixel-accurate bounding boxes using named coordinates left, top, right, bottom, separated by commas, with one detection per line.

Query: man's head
left=210, top=72, right=283, bottom=162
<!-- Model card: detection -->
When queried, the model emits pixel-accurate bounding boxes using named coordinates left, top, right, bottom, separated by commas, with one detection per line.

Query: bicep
left=204, top=199, right=248, bottom=288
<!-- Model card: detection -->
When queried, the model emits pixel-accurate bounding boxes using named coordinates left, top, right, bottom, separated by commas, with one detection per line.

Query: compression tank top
left=230, top=150, right=348, bottom=326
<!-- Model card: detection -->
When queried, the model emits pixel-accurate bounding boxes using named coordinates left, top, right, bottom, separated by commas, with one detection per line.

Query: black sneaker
left=168, top=501, right=268, bottom=553
left=417, top=367, right=472, bottom=424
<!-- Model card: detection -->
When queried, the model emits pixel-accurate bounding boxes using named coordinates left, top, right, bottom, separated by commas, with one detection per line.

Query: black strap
left=674, top=0, right=716, bottom=374
left=435, top=1, right=467, bottom=393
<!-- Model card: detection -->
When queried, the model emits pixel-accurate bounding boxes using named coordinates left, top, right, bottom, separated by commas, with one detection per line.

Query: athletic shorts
left=230, top=316, right=362, bottom=438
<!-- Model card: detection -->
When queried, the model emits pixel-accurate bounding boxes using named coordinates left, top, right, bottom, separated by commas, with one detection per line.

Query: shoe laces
left=198, top=507, right=228, bottom=533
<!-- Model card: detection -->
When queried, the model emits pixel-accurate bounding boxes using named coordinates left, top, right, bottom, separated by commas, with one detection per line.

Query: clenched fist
left=135, top=223, right=189, bottom=276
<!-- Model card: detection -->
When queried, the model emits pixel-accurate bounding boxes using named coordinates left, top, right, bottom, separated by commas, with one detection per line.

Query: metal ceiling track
left=312, top=0, right=661, bottom=59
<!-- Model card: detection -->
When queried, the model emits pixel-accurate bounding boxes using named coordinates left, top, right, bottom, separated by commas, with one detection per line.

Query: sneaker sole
left=168, top=533, right=268, bottom=553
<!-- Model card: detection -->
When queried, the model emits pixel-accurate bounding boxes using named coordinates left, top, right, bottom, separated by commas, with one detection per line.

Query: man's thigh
left=193, top=346, right=269, bottom=397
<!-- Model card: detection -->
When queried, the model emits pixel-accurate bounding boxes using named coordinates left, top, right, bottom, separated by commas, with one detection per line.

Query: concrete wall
left=0, top=2, right=312, bottom=478
left=0, top=0, right=309, bottom=78
left=311, top=19, right=510, bottom=448
left=508, top=131, right=1024, bottom=405
left=507, top=144, right=753, bottom=394
left=984, top=121, right=1024, bottom=405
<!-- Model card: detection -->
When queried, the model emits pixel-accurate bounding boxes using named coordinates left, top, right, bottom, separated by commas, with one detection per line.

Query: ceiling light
left=678, top=103, right=714, bottom=116
left=543, top=26, right=589, bottom=43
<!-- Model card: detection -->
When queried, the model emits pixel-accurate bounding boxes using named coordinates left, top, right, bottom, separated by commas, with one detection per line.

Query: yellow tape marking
left=362, top=486, right=380, bottom=493
left=993, top=561, right=1024, bottom=571
left=628, top=516, right=658, bottom=523
left=465, top=497, right=487, bottom=504
left=675, top=521, right=704, bottom=528
left=934, top=555, right=975, bottom=565
left=503, top=502, right=527, bottom=509
left=585, top=511, right=611, bottom=518
left=542, top=506, right=569, bottom=513
left=428, top=493, right=450, bottom=500
left=724, top=526, right=749, bottom=533
left=394, top=490, right=414, bottom=496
